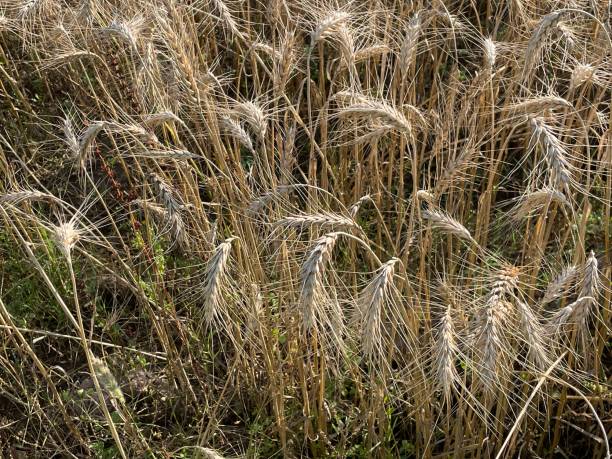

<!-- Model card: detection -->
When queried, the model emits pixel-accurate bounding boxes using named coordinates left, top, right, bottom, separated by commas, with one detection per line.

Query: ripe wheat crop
left=0, top=0, right=610, bottom=457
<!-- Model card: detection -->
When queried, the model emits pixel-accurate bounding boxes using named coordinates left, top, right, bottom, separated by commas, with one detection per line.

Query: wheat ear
left=356, top=258, right=399, bottom=369
left=220, top=115, right=255, bottom=153
left=299, top=233, right=339, bottom=332
left=310, top=12, right=350, bottom=45
left=233, top=101, right=268, bottom=139
left=542, top=264, right=578, bottom=305
left=202, top=237, right=236, bottom=326
left=423, top=209, right=475, bottom=243
left=275, top=212, right=357, bottom=231
left=529, top=117, right=572, bottom=189
left=515, top=300, right=549, bottom=370
left=474, top=270, right=518, bottom=391
left=434, top=305, right=460, bottom=403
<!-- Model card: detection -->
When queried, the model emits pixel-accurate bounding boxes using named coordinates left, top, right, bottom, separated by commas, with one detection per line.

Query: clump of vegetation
left=0, top=0, right=610, bottom=457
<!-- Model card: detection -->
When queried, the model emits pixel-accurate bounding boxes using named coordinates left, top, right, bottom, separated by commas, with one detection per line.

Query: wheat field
left=0, top=0, right=610, bottom=457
